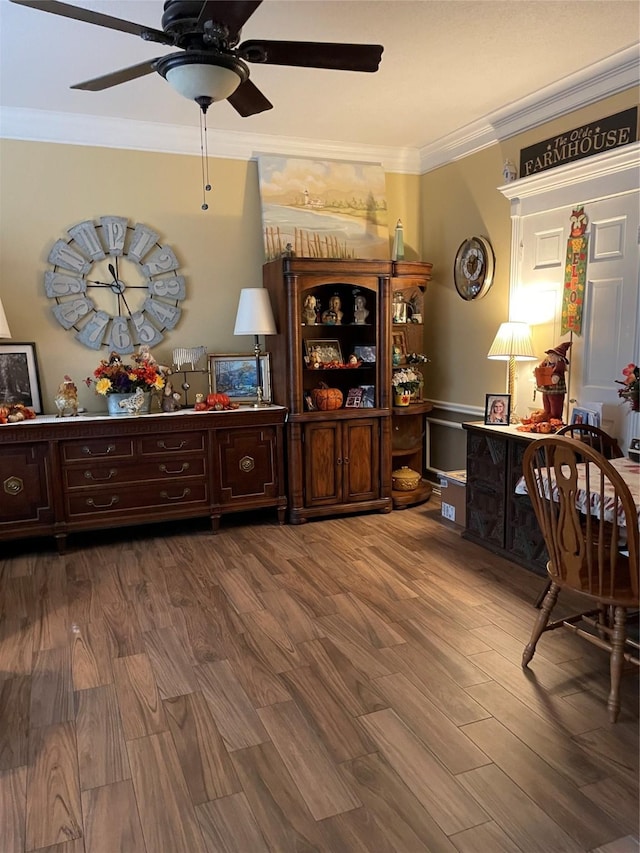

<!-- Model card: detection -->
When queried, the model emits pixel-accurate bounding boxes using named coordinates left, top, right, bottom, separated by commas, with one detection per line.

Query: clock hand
left=107, top=262, right=133, bottom=317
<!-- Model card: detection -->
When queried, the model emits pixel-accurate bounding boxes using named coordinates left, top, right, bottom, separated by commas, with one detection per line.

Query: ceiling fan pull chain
left=197, top=96, right=213, bottom=211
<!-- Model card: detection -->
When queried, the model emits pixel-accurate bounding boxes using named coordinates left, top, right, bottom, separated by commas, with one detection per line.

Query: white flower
left=392, top=368, right=420, bottom=389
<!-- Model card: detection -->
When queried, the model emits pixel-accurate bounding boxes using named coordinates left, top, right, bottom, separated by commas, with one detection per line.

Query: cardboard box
left=438, top=469, right=467, bottom=528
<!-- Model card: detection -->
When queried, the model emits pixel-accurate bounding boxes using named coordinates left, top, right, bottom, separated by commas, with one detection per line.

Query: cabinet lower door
left=303, top=420, right=342, bottom=507
left=0, top=444, right=54, bottom=535
left=342, top=418, right=380, bottom=503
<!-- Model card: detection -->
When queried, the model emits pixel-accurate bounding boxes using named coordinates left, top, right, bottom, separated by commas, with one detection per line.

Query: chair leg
left=523, top=582, right=559, bottom=667
left=534, top=579, right=551, bottom=609
left=608, top=605, right=627, bottom=724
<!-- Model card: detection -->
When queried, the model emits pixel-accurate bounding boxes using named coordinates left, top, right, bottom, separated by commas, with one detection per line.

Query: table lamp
left=487, top=321, right=536, bottom=420
left=233, top=287, right=277, bottom=407
left=0, top=297, right=11, bottom=338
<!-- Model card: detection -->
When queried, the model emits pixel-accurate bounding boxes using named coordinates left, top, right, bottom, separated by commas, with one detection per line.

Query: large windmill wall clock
left=44, top=217, right=186, bottom=354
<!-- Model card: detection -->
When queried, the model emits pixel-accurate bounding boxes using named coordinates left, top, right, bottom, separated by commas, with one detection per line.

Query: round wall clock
left=44, top=216, right=186, bottom=353
left=453, top=235, right=495, bottom=301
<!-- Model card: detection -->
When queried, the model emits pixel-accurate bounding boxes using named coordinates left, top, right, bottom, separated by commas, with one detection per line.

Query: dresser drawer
left=65, top=480, right=209, bottom=518
left=61, top=437, right=135, bottom=462
left=63, top=457, right=207, bottom=489
left=139, top=432, right=205, bottom=455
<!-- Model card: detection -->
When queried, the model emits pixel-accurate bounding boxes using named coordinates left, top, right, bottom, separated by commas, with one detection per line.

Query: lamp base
left=252, top=387, right=269, bottom=408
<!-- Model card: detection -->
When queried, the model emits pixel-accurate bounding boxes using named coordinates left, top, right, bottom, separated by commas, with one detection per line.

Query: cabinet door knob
left=4, top=476, right=24, bottom=495
left=343, top=457, right=350, bottom=464
left=336, top=458, right=343, bottom=465
left=239, top=455, right=255, bottom=472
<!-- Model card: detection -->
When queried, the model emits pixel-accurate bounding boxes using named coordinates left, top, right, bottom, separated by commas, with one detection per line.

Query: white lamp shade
left=233, top=288, right=277, bottom=336
left=487, top=321, right=536, bottom=361
left=165, top=63, right=242, bottom=102
left=0, top=298, right=11, bottom=338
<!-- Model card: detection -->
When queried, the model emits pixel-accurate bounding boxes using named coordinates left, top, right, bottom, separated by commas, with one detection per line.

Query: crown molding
left=0, top=106, right=421, bottom=174
left=419, top=44, right=640, bottom=174
left=1, top=44, right=636, bottom=175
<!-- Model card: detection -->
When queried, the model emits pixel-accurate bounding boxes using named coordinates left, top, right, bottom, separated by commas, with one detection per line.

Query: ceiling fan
left=10, top=0, right=384, bottom=116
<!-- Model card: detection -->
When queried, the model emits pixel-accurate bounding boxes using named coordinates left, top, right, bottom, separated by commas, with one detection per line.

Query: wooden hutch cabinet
left=263, top=257, right=394, bottom=524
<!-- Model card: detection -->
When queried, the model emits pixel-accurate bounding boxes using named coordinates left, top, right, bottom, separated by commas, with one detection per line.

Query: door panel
left=303, top=421, right=341, bottom=506
left=343, top=419, right=379, bottom=502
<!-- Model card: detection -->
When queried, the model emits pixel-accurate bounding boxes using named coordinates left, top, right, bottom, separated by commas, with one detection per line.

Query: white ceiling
left=1, top=0, right=639, bottom=159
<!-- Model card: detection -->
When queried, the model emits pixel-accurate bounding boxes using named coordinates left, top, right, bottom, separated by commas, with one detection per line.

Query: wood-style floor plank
left=81, top=780, right=147, bottom=853
left=142, top=626, right=198, bottom=699
left=75, top=684, right=130, bottom=791
left=196, top=793, right=270, bottom=853
left=25, top=722, right=82, bottom=851
left=1, top=765, right=26, bottom=853
left=112, top=653, right=167, bottom=740
left=0, top=676, right=30, bottom=771
left=126, top=731, right=206, bottom=853
left=29, top=646, right=74, bottom=729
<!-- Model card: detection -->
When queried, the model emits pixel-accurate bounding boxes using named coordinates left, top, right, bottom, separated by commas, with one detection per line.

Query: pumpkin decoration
left=311, top=381, right=343, bottom=411
left=206, top=392, right=231, bottom=410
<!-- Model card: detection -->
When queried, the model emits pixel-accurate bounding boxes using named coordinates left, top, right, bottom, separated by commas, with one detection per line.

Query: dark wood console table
left=462, top=422, right=547, bottom=575
left=0, top=406, right=287, bottom=551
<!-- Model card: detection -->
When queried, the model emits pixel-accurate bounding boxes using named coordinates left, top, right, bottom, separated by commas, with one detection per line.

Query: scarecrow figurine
left=534, top=341, right=572, bottom=420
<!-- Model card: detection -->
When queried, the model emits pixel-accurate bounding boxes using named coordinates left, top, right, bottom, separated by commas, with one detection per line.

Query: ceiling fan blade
left=239, top=40, right=383, bottom=72
left=9, top=0, right=172, bottom=45
left=227, top=78, right=272, bottom=117
left=197, top=1, right=262, bottom=37
left=71, top=59, right=159, bottom=92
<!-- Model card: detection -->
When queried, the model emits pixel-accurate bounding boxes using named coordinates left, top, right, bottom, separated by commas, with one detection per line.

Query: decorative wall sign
left=257, top=155, right=388, bottom=260
left=561, top=206, right=589, bottom=336
left=519, top=107, right=637, bottom=179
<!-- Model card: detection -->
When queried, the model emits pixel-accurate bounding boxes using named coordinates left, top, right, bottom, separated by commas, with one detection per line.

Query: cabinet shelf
left=392, top=479, right=433, bottom=509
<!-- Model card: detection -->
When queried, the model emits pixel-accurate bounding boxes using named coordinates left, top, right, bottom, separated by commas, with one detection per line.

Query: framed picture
left=353, top=345, right=376, bottom=363
left=304, top=339, right=343, bottom=364
left=360, top=385, right=375, bottom=408
left=0, top=342, right=42, bottom=413
left=345, top=387, right=364, bottom=408
left=571, top=406, right=600, bottom=427
left=392, top=330, right=407, bottom=362
left=208, top=353, right=272, bottom=403
left=484, top=393, right=510, bottom=425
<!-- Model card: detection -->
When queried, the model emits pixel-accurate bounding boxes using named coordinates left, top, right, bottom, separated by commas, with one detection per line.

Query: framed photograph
left=571, top=405, right=601, bottom=427
left=345, top=387, right=363, bottom=408
left=0, top=342, right=42, bottom=413
left=353, top=345, right=376, bottom=363
left=304, top=339, right=343, bottom=364
left=360, top=385, right=375, bottom=408
left=208, top=353, right=272, bottom=403
left=484, top=393, right=510, bottom=425
left=392, top=330, right=407, bottom=362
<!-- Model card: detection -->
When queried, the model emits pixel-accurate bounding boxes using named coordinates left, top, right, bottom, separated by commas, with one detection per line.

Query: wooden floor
left=1, top=499, right=638, bottom=853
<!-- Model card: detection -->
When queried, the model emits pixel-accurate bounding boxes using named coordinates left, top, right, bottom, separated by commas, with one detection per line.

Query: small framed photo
left=360, top=385, right=375, bottom=408
left=392, top=330, right=407, bottom=362
left=345, top=387, right=364, bottom=408
left=208, top=353, right=272, bottom=403
left=353, top=345, right=376, bottom=363
left=0, top=342, right=43, bottom=413
left=304, top=339, right=343, bottom=364
left=571, top=406, right=600, bottom=427
left=484, top=393, right=510, bottom=425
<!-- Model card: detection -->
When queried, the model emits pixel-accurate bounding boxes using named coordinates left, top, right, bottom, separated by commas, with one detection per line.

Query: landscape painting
left=257, top=155, right=389, bottom=261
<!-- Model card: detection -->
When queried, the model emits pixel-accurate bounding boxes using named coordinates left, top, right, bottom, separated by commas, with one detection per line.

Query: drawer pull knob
left=82, top=444, right=116, bottom=456
left=84, top=469, right=117, bottom=481
left=159, top=463, right=189, bottom=475
left=160, top=488, right=191, bottom=501
left=4, top=476, right=23, bottom=495
left=157, top=440, right=187, bottom=450
left=239, top=455, right=255, bottom=473
left=86, top=496, right=119, bottom=509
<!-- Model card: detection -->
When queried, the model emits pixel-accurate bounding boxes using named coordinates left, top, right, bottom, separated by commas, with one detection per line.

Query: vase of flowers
left=392, top=367, right=421, bottom=406
left=616, top=363, right=639, bottom=411
left=86, top=352, right=165, bottom=415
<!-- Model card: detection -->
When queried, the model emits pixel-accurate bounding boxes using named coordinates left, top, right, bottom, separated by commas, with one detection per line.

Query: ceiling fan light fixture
left=156, top=52, right=248, bottom=103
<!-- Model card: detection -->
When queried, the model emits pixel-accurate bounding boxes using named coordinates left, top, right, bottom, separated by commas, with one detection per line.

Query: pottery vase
left=394, top=391, right=411, bottom=407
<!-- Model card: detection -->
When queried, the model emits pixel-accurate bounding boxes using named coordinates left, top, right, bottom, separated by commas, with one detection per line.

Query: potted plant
left=85, top=352, right=166, bottom=415
left=392, top=367, right=421, bottom=406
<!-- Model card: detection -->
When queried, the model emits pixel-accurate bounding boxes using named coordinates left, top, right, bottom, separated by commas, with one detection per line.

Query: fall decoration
left=311, top=382, right=343, bottom=410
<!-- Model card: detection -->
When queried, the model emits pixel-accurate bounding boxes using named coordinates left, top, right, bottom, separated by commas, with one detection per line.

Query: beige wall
left=0, top=140, right=419, bottom=413
left=421, top=88, right=639, bottom=411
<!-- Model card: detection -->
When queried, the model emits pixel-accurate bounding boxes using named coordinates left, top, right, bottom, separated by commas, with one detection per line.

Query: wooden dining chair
left=522, top=435, right=639, bottom=722
left=555, top=423, right=624, bottom=459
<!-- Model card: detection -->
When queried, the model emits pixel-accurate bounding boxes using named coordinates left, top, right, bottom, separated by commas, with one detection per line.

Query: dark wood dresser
left=0, top=406, right=287, bottom=550
left=462, top=422, right=548, bottom=575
